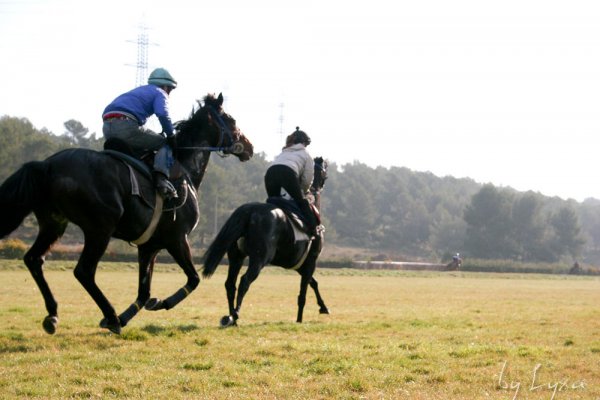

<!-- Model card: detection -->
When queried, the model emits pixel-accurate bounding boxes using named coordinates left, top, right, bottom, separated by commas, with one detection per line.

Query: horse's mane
left=202, top=93, right=223, bottom=110
left=175, top=94, right=219, bottom=130
left=312, top=157, right=328, bottom=191
left=174, top=93, right=224, bottom=145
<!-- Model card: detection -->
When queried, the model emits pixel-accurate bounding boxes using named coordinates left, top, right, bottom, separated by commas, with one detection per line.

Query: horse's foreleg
left=297, top=274, right=312, bottom=323
left=73, top=234, right=120, bottom=334
left=146, top=238, right=199, bottom=311
left=119, top=248, right=159, bottom=326
left=309, top=277, right=330, bottom=314
left=297, top=254, right=328, bottom=322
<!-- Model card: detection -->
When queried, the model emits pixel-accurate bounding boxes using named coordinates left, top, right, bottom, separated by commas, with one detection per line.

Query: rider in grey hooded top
left=264, top=127, right=318, bottom=234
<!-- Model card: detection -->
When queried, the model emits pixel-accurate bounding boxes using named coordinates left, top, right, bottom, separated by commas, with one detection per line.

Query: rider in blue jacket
left=102, top=68, right=178, bottom=199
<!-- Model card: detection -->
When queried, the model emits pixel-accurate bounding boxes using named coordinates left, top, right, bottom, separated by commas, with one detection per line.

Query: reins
left=177, top=143, right=244, bottom=155
left=175, top=105, right=243, bottom=156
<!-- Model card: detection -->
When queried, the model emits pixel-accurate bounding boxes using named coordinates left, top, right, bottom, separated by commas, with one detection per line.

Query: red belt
left=103, top=113, right=135, bottom=121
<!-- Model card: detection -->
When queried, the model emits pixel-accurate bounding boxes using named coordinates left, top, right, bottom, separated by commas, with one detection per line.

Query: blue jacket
left=103, top=84, right=174, bottom=136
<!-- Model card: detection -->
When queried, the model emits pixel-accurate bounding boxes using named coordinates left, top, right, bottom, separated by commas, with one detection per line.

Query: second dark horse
left=202, top=157, right=329, bottom=327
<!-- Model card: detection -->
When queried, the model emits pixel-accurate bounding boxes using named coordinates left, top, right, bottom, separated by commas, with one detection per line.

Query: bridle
left=310, top=160, right=328, bottom=196
left=177, top=105, right=244, bottom=155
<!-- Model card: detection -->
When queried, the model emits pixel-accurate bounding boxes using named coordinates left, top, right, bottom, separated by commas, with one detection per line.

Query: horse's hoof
left=99, top=318, right=122, bottom=334
left=319, top=307, right=330, bottom=315
left=42, top=316, right=58, bottom=335
left=145, top=298, right=164, bottom=311
left=219, top=315, right=236, bottom=328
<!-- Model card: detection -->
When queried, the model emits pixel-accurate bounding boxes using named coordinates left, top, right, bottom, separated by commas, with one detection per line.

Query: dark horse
left=202, top=157, right=329, bottom=327
left=0, top=93, right=253, bottom=334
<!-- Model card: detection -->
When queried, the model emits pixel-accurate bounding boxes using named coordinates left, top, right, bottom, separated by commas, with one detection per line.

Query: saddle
left=102, top=147, right=187, bottom=210
left=103, top=138, right=183, bottom=180
left=103, top=149, right=153, bottom=180
left=266, top=196, right=320, bottom=239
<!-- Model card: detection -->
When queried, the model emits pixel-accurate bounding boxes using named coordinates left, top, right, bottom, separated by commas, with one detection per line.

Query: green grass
left=0, top=261, right=599, bottom=399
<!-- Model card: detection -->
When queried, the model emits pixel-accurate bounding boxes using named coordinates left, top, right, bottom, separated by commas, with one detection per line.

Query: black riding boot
left=154, top=172, right=178, bottom=200
left=299, top=199, right=318, bottom=236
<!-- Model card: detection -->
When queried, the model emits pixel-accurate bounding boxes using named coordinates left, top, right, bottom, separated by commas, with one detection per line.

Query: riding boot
left=299, top=199, right=319, bottom=236
left=154, top=171, right=178, bottom=200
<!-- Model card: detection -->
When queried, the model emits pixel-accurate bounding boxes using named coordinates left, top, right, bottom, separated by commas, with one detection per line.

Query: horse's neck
left=174, top=123, right=216, bottom=188
left=313, top=191, right=322, bottom=211
left=178, top=151, right=210, bottom=189
left=192, top=155, right=210, bottom=188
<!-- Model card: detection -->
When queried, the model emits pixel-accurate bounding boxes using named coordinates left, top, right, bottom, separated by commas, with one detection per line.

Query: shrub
left=0, top=239, right=28, bottom=259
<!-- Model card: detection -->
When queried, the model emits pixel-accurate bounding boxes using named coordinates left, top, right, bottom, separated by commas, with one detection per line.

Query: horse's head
left=175, top=93, right=254, bottom=161
left=311, top=156, right=328, bottom=192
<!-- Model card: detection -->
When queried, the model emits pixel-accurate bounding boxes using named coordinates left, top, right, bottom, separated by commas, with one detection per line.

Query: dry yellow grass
left=0, top=261, right=599, bottom=399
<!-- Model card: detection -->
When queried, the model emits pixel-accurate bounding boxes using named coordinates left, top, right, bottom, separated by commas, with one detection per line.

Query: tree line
left=1, top=115, right=598, bottom=265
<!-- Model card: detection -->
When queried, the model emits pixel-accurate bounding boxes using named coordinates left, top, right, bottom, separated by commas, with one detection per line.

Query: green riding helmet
left=148, top=68, right=177, bottom=88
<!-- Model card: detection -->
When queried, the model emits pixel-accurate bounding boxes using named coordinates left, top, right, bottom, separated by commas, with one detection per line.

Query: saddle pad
left=289, top=215, right=310, bottom=242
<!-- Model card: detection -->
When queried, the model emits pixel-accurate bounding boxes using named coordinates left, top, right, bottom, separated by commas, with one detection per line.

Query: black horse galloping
left=202, top=157, right=329, bottom=327
left=0, top=93, right=253, bottom=334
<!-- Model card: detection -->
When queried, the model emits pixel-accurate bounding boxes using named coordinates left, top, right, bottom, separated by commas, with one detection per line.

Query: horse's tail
left=202, top=205, right=251, bottom=279
left=0, top=161, right=48, bottom=238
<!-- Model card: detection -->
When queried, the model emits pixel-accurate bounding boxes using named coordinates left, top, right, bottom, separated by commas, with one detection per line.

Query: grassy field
left=0, top=260, right=599, bottom=399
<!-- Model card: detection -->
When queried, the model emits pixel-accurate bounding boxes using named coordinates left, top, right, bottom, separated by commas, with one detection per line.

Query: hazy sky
left=1, top=0, right=599, bottom=201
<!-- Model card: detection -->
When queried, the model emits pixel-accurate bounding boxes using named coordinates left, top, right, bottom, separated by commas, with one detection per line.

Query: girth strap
left=290, top=239, right=313, bottom=271
left=123, top=164, right=163, bottom=245
left=132, top=193, right=163, bottom=245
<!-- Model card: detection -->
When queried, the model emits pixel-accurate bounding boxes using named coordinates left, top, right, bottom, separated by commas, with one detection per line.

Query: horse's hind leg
left=232, top=256, right=265, bottom=325
left=309, top=277, right=330, bottom=315
left=220, top=245, right=245, bottom=327
left=23, top=220, right=67, bottom=334
left=73, top=232, right=121, bottom=334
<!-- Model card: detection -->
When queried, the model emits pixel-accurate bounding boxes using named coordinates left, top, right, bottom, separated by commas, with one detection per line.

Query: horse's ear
left=217, top=93, right=224, bottom=107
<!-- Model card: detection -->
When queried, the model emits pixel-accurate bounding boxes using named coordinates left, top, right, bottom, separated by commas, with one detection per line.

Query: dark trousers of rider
left=102, top=118, right=171, bottom=176
left=265, top=165, right=318, bottom=230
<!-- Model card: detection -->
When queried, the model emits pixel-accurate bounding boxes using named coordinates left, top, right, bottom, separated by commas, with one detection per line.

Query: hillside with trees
left=1, top=115, right=598, bottom=265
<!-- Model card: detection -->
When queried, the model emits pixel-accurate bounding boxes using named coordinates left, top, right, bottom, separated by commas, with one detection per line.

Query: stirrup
left=308, top=224, right=322, bottom=238
left=158, top=185, right=178, bottom=200
left=155, top=175, right=178, bottom=200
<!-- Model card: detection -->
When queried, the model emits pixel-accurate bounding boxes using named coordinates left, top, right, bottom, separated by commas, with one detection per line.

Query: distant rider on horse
left=102, top=67, right=178, bottom=200
left=264, top=127, right=318, bottom=235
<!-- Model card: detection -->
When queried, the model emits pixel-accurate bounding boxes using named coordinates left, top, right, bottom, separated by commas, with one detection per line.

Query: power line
left=133, top=23, right=148, bottom=87
left=126, top=19, right=157, bottom=87
left=278, top=102, right=285, bottom=143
